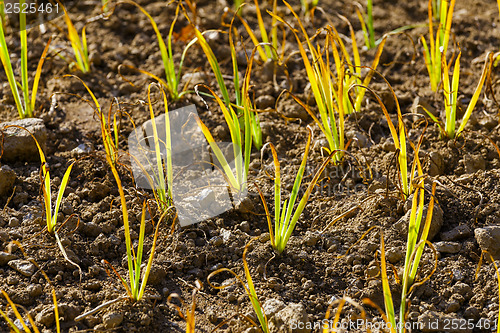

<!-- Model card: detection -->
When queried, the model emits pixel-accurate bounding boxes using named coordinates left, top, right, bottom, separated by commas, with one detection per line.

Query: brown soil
left=1, top=0, right=500, bottom=332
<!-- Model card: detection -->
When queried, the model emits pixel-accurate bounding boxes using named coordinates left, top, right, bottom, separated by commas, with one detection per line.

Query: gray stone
left=262, top=298, right=286, bottom=320
left=236, top=197, right=254, bottom=213
left=8, top=217, right=19, bottom=227
left=27, top=284, right=43, bottom=298
left=210, top=236, right=223, bottom=247
left=0, top=118, right=47, bottom=162
left=35, top=305, right=55, bottom=327
left=198, top=188, right=216, bottom=210
left=386, top=248, right=402, bottom=264
left=303, top=231, right=320, bottom=246
left=272, top=302, right=310, bottom=333
left=428, top=151, right=444, bottom=176
left=255, top=95, right=276, bottom=109
left=463, top=154, right=485, bottom=174
left=239, top=221, right=250, bottom=233
left=0, top=165, right=16, bottom=197
left=220, top=229, right=233, bottom=243
left=181, top=72, right=207, bottom=89
left=0, top=251, right=18, bottom=265
left=144, top=264, right=166, bottom=285
left=8, top=259, right=36, bottom=277
left=347, top=131, right=369, bottom=149
left=474, top=226, right=500, bottom=259
left=441, top=224, right=471, bottom=241
left=434, top=241, right=461, bottom=254
left=103, top=312, right=123, bottom=329
left=277, top=99, right=309, bottom=121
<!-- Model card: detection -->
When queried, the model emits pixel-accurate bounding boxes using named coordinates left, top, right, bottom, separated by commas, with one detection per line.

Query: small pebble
left=8, top=217, right=20, bottom=227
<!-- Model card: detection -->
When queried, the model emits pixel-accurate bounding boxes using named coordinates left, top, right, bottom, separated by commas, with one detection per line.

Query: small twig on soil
left=75, top=296, right=129, bottom=322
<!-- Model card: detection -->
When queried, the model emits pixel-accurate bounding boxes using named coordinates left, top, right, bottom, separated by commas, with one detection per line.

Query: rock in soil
left=0, top=118, right=47, bottom=162
left=0, top=251, right=17, bottom=266
left=441, top=224, right=472, bottom=241
left=271, top=302, right=310, bottom=333
left=434, top=241, right=461, bottom=254
left=0, top=165, right=16, bottom=197
left=8, top=259, right=36, bottom=277
left=103, top=312, right=124, bottom=329
left=35, top=305, right=55, bottom=327
left=262, top=298, right=286, bottom=320
left=474, top=226, right=500, bottom=259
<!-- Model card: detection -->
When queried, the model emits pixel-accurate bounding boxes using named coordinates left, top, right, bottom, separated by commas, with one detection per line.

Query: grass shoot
left=424, top=52, right=492, bottom=139
left=273, top=1, right=386, bottom=161
left=65, top=75, right=120, bottom=165
left=355, top=0, right=375, bottom=49
left=207, top=237, right=269, bottom=333
left=233, top=0, right=280, bottom=63
left=0, top=1, right=51, bottom=118
left=421, top=0, right=455, bottom=92
left=57, top=0, right=90, bottom=73
left=256, top=128, right=333, bottom=254
left=195, top=85, right=252, bottom=195
left=129, top=83, right=174, bottom=213
left=103, top=190, right=164, bottom=301
left=379, top=169, right=438, bottom=332
left=36, top=142, right=75, bottom=235
left=118, top=0, right=197, bottom=101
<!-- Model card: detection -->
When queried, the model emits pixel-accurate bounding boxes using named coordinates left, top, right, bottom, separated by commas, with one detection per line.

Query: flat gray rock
left=0, top=251, right=18, bottom=266
left=1, top=118, right=47, bottom=162
left=8, top=259, right=36, bottom=277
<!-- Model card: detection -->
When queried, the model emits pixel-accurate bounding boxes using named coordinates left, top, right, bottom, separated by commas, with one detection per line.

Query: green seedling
left=190, top=12, right=264, bottom=149
left=103, top=194, right=164, bottom=300
left=273, top=1, right=386, bottom=161
left=256, top=128, right=333, bottom=254
left=379, top=163, right=438, bottom=333
left=228, top=12, right=265, bottom=149
left=0, top=1, right=51, bottom=118
left=36, top=141, right=74, bottom=235
left=233, top=0, right=280, bottom=63
left=355, top=0, right=375, bottom=49
left=421, top=0, right=455, bottom=92
left=65, top=75, right=119, bottom=165
left=118, top=0, right=197, bottom=101
left=195, top=84, right=252, bottom=195
left=208, top=237, right=269, bottom=333
left=56, top=0, right=90, bottom=73
left=366, top=74, right=418, bottom=199
left=129, top=83, right=173, bottom=213
left=301, top=0, right=318, bottom=17
left=425, top=52, right=492, bottom=139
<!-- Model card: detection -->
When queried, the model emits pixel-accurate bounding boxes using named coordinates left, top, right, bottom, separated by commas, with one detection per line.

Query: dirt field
left=1, top=0, right=500, bottom=332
